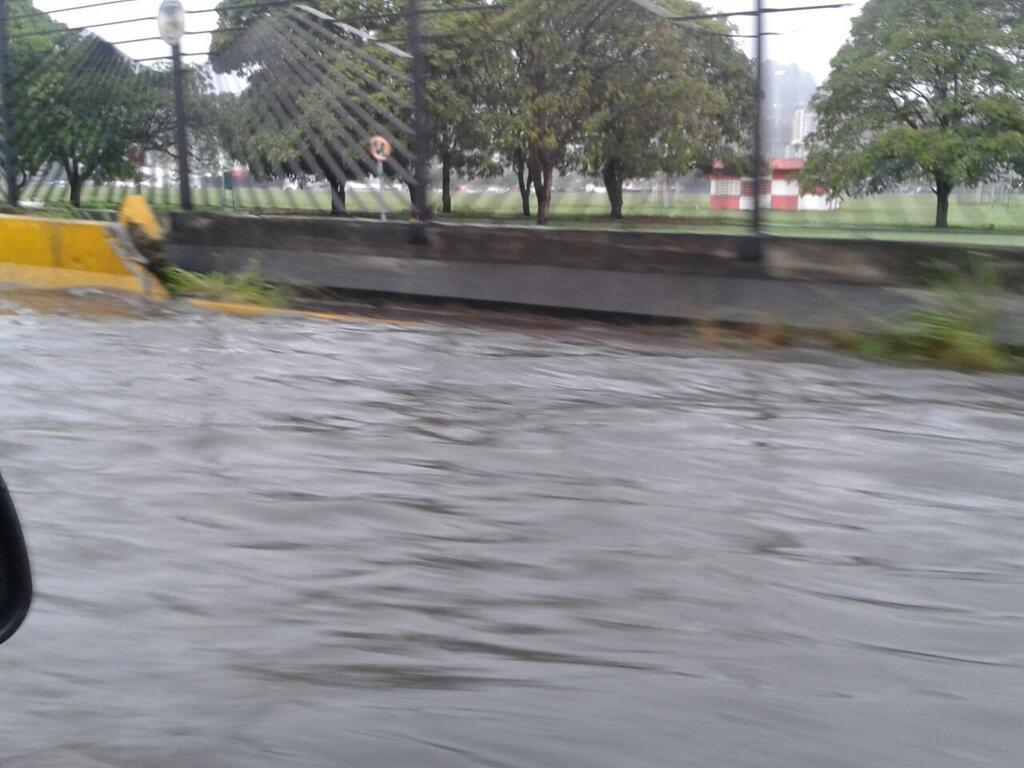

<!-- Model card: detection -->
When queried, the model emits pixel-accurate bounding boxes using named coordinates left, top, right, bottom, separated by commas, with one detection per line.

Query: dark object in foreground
left=0, top=472, right=31, bottom=644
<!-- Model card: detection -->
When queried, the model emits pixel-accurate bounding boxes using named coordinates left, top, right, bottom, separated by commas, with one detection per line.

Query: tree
left=475, top=0, right=611, bottom=225
left=211, top=1, right=414, bottom=215
left=804, top=0, right=1024, bottom=228
left=24, top=39, right=173, bottom=206
left=423, top=1, right=498, bottom=214
left=6, top=2, right=175, bottom=209
left=211, top=0, right=496, bottom=217
left=571, top=0, right=751, bottom=218
left=477, top=0, right=749, bottom=224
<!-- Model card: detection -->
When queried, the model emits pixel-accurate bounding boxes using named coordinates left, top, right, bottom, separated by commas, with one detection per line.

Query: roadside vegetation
left=692, top=255, right=1020, bottom=373
left=835, top=256, right=1021, bottom=372
left=160, top=266, right=293, bottom=308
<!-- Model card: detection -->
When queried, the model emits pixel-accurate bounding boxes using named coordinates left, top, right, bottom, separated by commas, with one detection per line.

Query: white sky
left=32, top=0, right=222, bottom=65
left=704, top=0, right=868, bottom=83
left=31, top=0, right=869, bottom=81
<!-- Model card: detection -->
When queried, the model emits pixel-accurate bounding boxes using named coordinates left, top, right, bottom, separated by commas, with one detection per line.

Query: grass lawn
left=18, top=183, right=1024, bottom=246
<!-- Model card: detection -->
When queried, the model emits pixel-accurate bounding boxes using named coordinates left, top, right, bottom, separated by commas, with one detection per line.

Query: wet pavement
left=0, top=294, right=1022, bottom=767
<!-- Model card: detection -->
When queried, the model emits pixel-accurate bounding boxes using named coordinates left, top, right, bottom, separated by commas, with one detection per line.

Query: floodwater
left=0, top=291, right=1021, bottom=767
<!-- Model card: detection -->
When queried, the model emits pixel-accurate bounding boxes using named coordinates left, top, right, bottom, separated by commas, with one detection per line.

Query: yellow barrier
left=0, top=214, right=166, bottom=298
left=117, top=194, right=163, bottom=242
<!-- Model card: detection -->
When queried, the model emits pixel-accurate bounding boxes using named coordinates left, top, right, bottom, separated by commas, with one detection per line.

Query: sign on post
left=368, top=135, right=392, bottom=221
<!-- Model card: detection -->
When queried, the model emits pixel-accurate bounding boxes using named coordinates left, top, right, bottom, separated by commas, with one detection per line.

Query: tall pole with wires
left=660, top=0, right=847, bottom=262
left=751, top=0, right=763, bottom=242
left=737, top=0, right=765, bottom=262
left=407, top=0, right=429, bottom=222
left=0, top=0, right=19, bottom=208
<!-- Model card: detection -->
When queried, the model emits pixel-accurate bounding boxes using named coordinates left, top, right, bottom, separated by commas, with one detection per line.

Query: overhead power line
left=10, top=15, right=155, bottom=40
left=9, top=0, right=145, bottom=22
left=667, top=2, right=851, bottom=22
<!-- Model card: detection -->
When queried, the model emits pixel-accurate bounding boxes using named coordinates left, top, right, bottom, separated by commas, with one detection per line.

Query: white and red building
left=709, top=158, right=838, bottom=212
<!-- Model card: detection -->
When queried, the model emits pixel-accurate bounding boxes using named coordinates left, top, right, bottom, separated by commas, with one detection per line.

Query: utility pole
left=407, top=0, right=429, bottom=222
left=741, top=0, right=765, bottom=262
left=752, top=0, right=763, bottom=238
left=171, top=43, right=192, bottom=210
left=0, top=0, right=19, bottom=208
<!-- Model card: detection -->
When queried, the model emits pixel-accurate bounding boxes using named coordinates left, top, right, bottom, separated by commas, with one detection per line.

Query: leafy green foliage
left=4, top=0, right=178, bottom=206
left=805, top=0, right=1024, bottom=228
left=425, top=0, right=502, bottom=213
left=853, top=255, right=1020, bottom=371
left=473, top=0, right=750, bottom=223
left=569, top=0, right=751, bottom=217
left=161, top=266, right=293, bottom=307
left=205, top=0, right=752, bottom=223
left=210, top=2, right=414, bottom=214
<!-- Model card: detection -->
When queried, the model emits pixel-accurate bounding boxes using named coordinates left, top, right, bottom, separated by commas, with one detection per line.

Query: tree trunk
left=534, top=157, right=554, bottom=226
left=935, top=177, right=952, bottom=229
left=514, top=153, right=531, bottom=217
left=69, top=171, right=83, bottom=208
left=603, top=158, right=624, bottom=219
left=329, top=175, right=346, bottom=216
left=441, top=151, right=452, bottom=214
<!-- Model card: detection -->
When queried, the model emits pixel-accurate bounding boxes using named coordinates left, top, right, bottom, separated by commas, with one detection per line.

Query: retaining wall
left=166, top=213, right=1024, bottom=338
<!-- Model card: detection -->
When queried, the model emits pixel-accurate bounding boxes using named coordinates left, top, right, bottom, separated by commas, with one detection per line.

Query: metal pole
left=740, top=0, right=764, bottom=262
left=407, top=0, right=429, bottom=222
left=377, top=157, right=387, bottom=221
left=752, top=0, right=763, bottom=235
left=171, top=43, right=192, bottom=210
left=0, top=0, right=19, bottom=208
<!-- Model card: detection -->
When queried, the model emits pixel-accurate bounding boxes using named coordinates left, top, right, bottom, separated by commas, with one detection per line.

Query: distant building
left=789, top=108, right=817, bottom=158
left=709, top=158, right=838, bottom=212
left=708, top=171, right=770, bottom=212
left=765, top=62, right=818, bottom=159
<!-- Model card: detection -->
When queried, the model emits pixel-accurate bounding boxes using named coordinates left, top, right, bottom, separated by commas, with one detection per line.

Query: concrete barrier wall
left=166, top=213, right=1024, bottom=338
left=169, top=213, right=1024, bottom=287
left=0, top=214, right=165, bottom=297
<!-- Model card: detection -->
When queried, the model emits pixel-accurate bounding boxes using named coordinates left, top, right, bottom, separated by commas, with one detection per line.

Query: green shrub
left=161, top=266, right=292, bottom=308
left=854, top=254, right=1019, bottom=372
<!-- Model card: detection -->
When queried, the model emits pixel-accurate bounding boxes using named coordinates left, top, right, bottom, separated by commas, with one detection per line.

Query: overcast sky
left=703, top=0, right=868, bottom=83
left=32, top=0, right=869, bottom=82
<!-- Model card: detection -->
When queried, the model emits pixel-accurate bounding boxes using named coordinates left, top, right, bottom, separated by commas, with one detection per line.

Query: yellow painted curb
left=185, top=299, right=415, bottom=327
left=0, top=214, right=167, bottom=299
left=117, top=195, right=162, bottom=241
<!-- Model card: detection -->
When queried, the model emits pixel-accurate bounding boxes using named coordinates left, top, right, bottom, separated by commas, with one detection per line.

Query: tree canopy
left=4, top=0, right=751, bottom=220
left=5, top=0, right=176, bottom=207
left=567, top=0, right=751, bottom=218
left=466, top=0, right=750, bottom=223
left=207, top=0, right=750, bottom=222
left=210, top=0, right=416, bottom=214
left=804, top=0, right=1024, bottom=228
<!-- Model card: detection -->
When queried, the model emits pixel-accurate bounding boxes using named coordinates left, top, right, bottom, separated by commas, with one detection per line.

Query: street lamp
left=158, top=0, right=192, bottom=210
left=157, top=0, right=185, bottom=45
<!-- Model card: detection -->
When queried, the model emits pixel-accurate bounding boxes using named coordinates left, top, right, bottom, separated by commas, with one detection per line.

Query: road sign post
left=368, top=135, right=392, bottom=222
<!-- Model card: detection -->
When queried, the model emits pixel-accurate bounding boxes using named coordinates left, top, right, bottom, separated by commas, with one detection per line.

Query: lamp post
left=158, top=0, right=191, bottom=210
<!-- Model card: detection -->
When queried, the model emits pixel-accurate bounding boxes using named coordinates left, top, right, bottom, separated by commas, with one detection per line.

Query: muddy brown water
left=0, top=293, right=1021, bottom=767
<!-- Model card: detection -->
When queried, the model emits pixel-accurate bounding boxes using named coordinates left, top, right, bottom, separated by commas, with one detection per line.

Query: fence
left=0, top=0, right=1021, bottom=244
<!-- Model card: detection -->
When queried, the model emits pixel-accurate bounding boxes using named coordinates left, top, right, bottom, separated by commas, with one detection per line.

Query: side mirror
left=0, top=473, right=32, bottom=645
